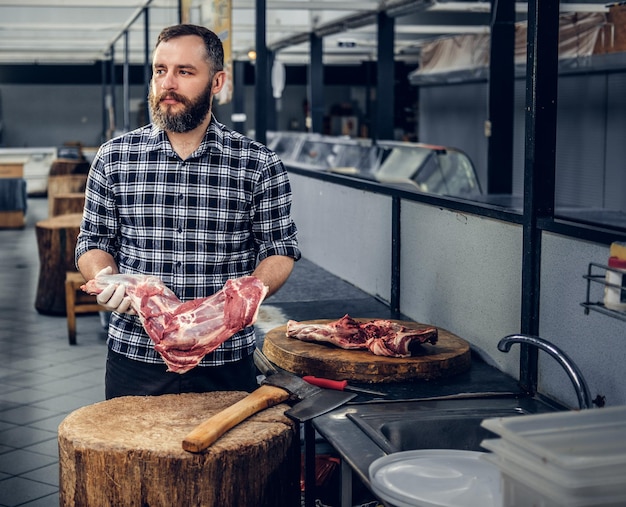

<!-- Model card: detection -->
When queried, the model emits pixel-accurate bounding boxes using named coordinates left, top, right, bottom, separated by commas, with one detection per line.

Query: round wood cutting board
left=262, top=319, right=471, bottom=383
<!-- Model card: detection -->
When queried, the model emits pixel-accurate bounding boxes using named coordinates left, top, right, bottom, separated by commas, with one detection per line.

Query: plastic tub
left=479, top=407, right=626, bottom=507
left=482, top=438, right=626, bottom=501
left=481, top=406, right=626, bottom=472
left=483, top=451, right=626, bottom=507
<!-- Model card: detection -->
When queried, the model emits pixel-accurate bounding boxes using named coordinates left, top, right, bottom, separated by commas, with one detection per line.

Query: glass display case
left=330, top=140, right=384, bottom=178
left=267, top=132, right=305, bottom=163
left=375, top=141, right=482, bottom=198
left=294, top=137, right=338, bottom=170
left=269, top=132, right=482, bottom=199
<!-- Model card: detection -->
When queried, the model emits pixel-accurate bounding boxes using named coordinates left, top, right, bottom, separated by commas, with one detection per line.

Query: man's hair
left=155, top=24, right=224, bottom=72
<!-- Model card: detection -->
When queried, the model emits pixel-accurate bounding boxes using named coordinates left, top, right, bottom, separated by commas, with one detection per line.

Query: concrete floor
left=0, top=197, right=395, bottom=507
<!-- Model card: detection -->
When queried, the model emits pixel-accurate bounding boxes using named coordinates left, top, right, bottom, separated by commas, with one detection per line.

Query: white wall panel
left=540, top=233, right=626, bottom=407
left=288, top=172, right=392, bottom=301
left=399, top=201, right=523, bottom=376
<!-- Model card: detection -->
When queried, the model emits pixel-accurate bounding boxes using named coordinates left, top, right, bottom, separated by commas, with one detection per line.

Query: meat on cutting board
left=82, top=274, right=268, bottom=373
left=286, top=314, right=438, bottom=358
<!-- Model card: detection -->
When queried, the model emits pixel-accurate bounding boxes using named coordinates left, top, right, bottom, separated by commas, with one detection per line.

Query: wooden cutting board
left=262, top=319, right=471, bottom=383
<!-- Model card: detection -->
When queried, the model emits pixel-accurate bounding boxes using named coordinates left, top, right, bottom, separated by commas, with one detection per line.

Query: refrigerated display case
left=374, top=141, right=482, bottom=198
left=267, top=131, right=306, bottom=163
left=269, top=132, right=482, bottom=199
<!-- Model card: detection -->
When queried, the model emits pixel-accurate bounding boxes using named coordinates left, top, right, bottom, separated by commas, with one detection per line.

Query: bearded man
left=75, top=24, right=300, bottom=399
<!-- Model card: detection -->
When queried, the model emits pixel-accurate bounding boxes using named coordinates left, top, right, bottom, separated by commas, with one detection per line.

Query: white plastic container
left=482, top=439, right=626, bottom=506
left=604, top=256, right=626, bottom=311
left=480, top=406, right=626, bottom=507
left=481, top=405, right=626, bottom=472
left=481, top=438, right=626, bottom=489
left=484, top=452, right=626, bottom=507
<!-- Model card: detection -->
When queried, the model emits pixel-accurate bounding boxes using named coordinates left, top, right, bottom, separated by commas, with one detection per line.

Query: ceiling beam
left=429, top=1, right=609, bottom=14
left=0, top=0, right=170, bottom=6
left=233, top=0, right=378, bottom=10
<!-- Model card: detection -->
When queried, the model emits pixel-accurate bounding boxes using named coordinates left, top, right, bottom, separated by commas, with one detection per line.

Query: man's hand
left=94, top=267, right=135, bottom=314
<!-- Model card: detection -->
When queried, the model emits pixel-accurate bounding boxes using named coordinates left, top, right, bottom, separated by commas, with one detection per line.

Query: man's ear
left=211, top=71, right=226, bottom=94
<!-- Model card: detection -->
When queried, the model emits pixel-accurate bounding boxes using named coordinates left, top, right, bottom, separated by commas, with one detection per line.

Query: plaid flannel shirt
left=75, top=117, right=300, bottom=366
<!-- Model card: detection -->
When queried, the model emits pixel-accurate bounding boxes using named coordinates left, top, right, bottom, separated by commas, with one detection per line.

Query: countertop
left=310, top=353, right=562, bottom=505
left=254, top=259, right=564, bottom=505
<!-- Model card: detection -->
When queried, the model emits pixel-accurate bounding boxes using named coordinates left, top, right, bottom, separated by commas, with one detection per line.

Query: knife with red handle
left=302, top=376, right=386, bottom=396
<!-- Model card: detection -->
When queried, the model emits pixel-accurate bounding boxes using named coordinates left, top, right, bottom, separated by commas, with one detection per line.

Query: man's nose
left=160, top=73, right=176, bottom=90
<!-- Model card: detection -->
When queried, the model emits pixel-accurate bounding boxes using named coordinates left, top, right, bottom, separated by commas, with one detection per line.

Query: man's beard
left=149, top=83, right=213, bottom=133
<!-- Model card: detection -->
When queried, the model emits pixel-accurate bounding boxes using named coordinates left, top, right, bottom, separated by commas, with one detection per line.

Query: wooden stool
left=51, top=192, right=85, bottom=217
left=35, top=213, right=83, bottom=315
left=65, top=271, right=105, bottom=345
left=58, top=392, right=299, bottom=507
left=47, top=174, right=87, bottom=217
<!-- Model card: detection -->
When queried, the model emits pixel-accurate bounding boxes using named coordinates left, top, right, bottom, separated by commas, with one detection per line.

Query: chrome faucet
left=498, top=334, right=594, bottom=410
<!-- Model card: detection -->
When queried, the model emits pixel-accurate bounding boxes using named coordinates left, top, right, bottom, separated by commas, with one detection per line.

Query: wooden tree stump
left=35, top=213, right=82, bottom=315
left=58, top=392, right=299, bottom=507
left=49, top=158, right=90, bottom=176
left=47, top=174, right=87, bottom=217
left=50, top=192, right=85, bottom=217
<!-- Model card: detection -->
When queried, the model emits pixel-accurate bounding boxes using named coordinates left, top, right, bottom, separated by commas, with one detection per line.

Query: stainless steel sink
left=345, top=335, right=592, bottom=455
left=346, top=395, right=559, bottom=454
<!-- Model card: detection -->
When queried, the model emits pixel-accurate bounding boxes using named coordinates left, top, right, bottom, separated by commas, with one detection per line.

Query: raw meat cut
left=82, top=273, right=268, bottom=373
left=286, top=314, right=438, bottom=358
left=285, top=315, right=365, bottom=349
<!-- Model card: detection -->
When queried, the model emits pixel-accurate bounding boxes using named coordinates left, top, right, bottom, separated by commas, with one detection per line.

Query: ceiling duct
left=383, top=0, right=435, bottom=17
left=342, top=11, right=378, bottom=29
left=269, top=0, right=435, bottom=55
left=314, top=22, right=346, bottom=37
left=269, top=32, right=311, bottom=52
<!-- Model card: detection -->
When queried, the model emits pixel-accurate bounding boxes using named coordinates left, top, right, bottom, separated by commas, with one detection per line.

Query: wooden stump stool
left=35, top=213, right=83, bottom=315
left=58, top=392, right=299, bottom=507
left=51, top=192, right=86, bottom=217
left=65, top=271, right=105, bottom=345
left=47, top=174, right=87, bottom=217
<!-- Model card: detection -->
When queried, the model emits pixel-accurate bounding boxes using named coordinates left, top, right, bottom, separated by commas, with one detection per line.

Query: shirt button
left=178, top=194, right=183, bottom=201
left=177, top=226, right=183, bottom=233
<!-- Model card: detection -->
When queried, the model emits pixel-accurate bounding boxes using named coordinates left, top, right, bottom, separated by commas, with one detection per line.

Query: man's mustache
left=159, top=91, right=188, bottom=104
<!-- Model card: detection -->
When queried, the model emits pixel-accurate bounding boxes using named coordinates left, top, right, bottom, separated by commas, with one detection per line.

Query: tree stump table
left=47, top=174, right=87, bottom=217
left=58, top=392, right=299, bottom=507
left=35, top=213, right=83, bottom=315
left=50, top=192, right=85, bottom=217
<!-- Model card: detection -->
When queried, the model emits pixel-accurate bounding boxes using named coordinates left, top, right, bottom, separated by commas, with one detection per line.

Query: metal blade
left=285, top=390, right=356, bottom=422
left=255, top=348, right=356, bottom=422
left=253, top=348, right=278, bottom=376
left=262, top=371, right=321, bottom=400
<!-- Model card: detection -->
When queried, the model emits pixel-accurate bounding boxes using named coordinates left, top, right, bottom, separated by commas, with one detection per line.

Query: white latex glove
left=95, top=267, right=135, bottom=314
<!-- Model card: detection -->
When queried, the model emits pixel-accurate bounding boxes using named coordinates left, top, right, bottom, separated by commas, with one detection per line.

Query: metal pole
left=487, top=0, right=515, bottom=194
left=376, top=11, right=395, bottom=141
left=391, top=196, right=401, bottom=315
left=144, top=7, right=151, bottom=125
left=255, top=0, right=267, bottom=145
left=109, top=46, right=116, bottom=138
left=267, top=51, right=277, bottom=132
left=123, top=31, right=130, bottom=132
left=233, top=60, right=246, bottom=133
left=308, top=33, right=324, bottom=134
left=520, top=0, right=559, bottom=394
left=101, top=58, right=107, bottom=142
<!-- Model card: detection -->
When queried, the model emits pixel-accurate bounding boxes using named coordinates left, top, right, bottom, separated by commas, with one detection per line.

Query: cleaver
left=182, top=349, right=355, bottom=453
